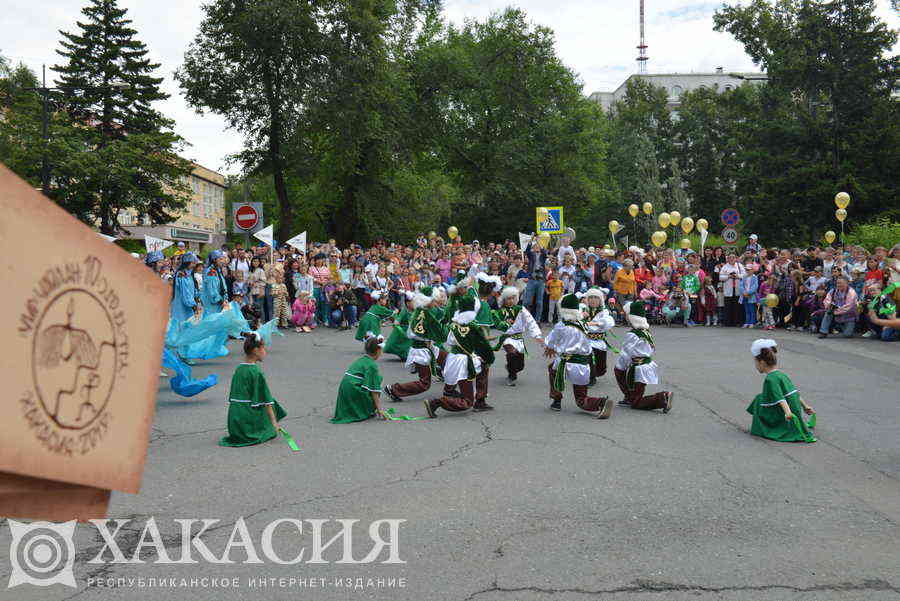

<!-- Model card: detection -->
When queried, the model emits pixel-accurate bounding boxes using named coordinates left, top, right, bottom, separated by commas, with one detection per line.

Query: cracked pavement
left=2, top=326, right=898, bottom=600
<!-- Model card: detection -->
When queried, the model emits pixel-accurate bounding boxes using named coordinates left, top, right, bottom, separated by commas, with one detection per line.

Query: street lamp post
left=24, top=67, right=130, bottom=196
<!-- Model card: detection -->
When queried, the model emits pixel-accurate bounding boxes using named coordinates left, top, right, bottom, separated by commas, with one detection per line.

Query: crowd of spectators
left=141, top=234, right=900, bottom=342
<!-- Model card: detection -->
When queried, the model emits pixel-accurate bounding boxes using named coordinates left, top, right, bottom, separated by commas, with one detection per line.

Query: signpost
left=720, top=208, right=741, bottom=227
left=233, top=203, right=262, bottom=232
left=232, top=202, right=264, bottom=249
left=722, top=227, right=738, bottom=245
left=536, top=206, right=564, bottom=234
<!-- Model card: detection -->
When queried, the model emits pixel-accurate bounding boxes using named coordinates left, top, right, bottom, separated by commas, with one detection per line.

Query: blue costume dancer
left=202, top=250, right=230, bottom=315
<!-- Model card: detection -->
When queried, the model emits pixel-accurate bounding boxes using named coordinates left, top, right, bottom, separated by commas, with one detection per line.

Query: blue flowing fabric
left=165, top=303, right=251, bottom=361
left=162, top=348, right=219, bottom=397
left=255, top=319, right=285, bottom=346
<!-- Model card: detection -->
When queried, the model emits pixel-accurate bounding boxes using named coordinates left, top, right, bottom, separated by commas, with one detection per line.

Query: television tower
left=637, top=0, right=648, bottom=73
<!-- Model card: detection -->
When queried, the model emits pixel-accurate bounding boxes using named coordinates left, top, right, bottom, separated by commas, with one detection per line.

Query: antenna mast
left=637, top=0, right=648, bottom=73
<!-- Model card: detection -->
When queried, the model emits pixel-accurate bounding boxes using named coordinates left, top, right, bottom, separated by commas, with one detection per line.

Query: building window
left=671, top=85, right=683, bottom=99
left=724, top=84, right=734, bottom=92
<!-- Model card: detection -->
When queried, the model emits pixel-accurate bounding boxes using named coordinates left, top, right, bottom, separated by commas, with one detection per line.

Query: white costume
left=614, top=309, right=660, bottom=386
left=545, top=303, right=592, bottom=386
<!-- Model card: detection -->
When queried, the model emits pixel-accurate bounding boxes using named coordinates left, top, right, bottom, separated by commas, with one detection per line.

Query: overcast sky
left=1, top=1, right=897, bottom=175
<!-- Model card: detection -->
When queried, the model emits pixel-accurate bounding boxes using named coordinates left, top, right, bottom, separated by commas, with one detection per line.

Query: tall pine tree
left=53, top=0, right=190, bottom=233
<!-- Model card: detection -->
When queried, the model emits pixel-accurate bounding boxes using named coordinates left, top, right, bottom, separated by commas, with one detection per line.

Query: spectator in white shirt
left=718, top=253, right=746, bottom=327
left=229, top=249, right=251, bottom=279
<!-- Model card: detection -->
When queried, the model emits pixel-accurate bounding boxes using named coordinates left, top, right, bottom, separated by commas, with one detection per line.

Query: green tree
left=178, top=0, right=327, bottom=243
left=412, top=8, right=612, bottom=243
left=714, top=0, right=899, bottom=243
left=51, top=0, right=190, bottom=233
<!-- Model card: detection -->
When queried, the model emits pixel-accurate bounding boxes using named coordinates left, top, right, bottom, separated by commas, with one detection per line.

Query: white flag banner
left=700, top=228, right=709, bottom=251
left=285, top=231, right=307, bottom=253
left=97, top=233, right=117, bottom=243
left=144, top=235, right=173, bottom=253
left=518, top=232, right=532, bottom=250
left=253, top=224, right=275, bottom=247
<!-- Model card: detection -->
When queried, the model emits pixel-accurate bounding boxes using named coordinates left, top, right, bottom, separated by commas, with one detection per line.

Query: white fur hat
left=500, top=286, right=520, bottom=302
left=623, top=301, right=649, bottom=330
left=475, top=272, right=503, bottom=293
left=584, top=287, right=608, bottom=300
left=751, top=339, right=777, bottom=357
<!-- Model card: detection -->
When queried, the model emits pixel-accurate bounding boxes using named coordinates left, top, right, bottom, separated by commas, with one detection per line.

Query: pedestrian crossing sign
left=536, top=206, right=564, bottom=234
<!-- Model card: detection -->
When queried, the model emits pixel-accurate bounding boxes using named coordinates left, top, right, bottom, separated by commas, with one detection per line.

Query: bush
left=843, top=217, right=900, bottom=250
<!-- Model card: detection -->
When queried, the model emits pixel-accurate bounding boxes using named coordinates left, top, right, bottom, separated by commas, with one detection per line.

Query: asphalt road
left=3, top=324, right=899, bottom=601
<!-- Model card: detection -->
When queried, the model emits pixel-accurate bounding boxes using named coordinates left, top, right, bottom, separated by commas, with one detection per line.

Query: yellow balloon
left=681, top=216, right=694, bottom=234
left=834, top=192, right=850, bottom=209
left=609, top=220, right=621, bottom=234
left=603, top=244, right=611, bottom=250
left=428, top=231, right=437, bottom=239
left=642, top=202, right=653, bottom=215
left=628, top=204, right=639, bottom=218
left=835, top=208, right=847, bottom=223
left=658, top=212, right=670, bottom=228
left=680, top=238, right=692, bottom=249
left=696, top=218, right=709, bottom=232
left=651, top=230, right=667, bottom=247
left=764, top=293, right=779, bottom=308
left=824, top=230, right=836, bottom=243
left=537, top=207, right=549, bottom=222
left=447, top=226, right=459, bottom=239
left=537, top=232, right=551, bottom=249
left=669, top=210, right=682, bottom=226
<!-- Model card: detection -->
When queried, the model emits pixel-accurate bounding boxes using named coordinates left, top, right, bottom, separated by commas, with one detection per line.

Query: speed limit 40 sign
left=722, top=227, right=739, bottom=245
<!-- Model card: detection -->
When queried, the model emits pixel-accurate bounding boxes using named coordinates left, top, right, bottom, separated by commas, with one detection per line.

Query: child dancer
left=332, top=335, right=389, bottom=424
left=473, top=273, right=503, bottom=410
left=613, top=301, right=673, bottom=413
left=219, top=334, right=287, bottom=447
left=354, top=290, right=395, bottom=341
left=292, top=290, right=316, bottom=333
left=544, top=293, right=613, bottom=418
left=424, top=296, right=494, bottom=418
left=493, top=286, right=543, bottom=387
left=383, top=291, right=416, bottom=361
left=745, top=339, right=816, bottom=442
left=583, top=288, right=615, bottom=387
left=384, top=287, right=446, bottom=402
left=758, top=274, right=778, bottom=331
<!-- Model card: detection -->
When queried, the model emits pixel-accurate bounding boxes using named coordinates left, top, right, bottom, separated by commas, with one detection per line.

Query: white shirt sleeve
left=508, top=307, right=542, bottom=339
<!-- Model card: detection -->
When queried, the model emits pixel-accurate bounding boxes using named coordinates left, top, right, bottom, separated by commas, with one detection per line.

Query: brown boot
left=596, top=396, right=613, bottom=420
left=423, top=399, right=439, bottom=418
left=472, top=399, right=494, bottom=412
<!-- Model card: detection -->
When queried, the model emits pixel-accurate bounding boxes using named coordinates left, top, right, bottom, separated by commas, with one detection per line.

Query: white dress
left=614, top=331, right=660, bottom=385
left=586, top=309, right=615, bottom=352
left=501, top=307, right=542, bottom=353
left=441, top=329, right=482, bottom=386
left=545, top=323, right=592, bottom=386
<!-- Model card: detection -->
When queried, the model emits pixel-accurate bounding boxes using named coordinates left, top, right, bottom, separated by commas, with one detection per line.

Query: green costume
left=474, top=296, right=495, bottom=328
left=443, top=288, right=477, bottom=325
left=332, top=355, right=383, bottom=424
left=219, top=363, right=287, bottom=447
left=383, top=308, right=413, bottom=359
left=355, top=304, right=395, bottom=341
left=746, top=370, right=816, bottom=443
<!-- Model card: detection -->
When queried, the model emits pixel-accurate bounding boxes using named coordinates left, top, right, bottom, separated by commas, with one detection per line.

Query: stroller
left=639, top=288, right=667, bottom=325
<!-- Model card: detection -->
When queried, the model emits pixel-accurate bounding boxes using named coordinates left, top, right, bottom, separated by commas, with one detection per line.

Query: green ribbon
left=790, top=415, right=817, bottom=443
left=384, top=408, right=429, bottom=421
left=279, top=428, right=301, bottom=452
left=553, top=353, right=591, bottom=392
left=625, top=356, right=653, bottom=391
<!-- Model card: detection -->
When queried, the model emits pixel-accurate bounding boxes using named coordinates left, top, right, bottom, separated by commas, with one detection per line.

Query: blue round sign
left=721, top=208, right=741, bottom=227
